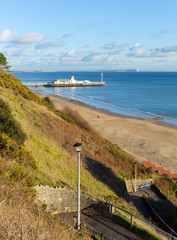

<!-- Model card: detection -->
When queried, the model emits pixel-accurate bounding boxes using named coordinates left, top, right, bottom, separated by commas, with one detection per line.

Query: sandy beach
left=48, top=94, right=177, bottom=174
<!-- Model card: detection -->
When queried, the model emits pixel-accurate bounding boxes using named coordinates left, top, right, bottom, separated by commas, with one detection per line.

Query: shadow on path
left=82, top=212, right=145, bottom=240
left=59, top=211, right=145, bottom=240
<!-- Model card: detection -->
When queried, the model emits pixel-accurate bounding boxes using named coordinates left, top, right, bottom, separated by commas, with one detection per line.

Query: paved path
left=129, top=189, right=161, bottom=221
left=59, top=212, right=145, bottom=240
left=84, top=213, right=145, bottom=240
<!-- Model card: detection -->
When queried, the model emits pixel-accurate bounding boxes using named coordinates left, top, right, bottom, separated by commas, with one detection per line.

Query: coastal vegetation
left=0, top=69, right=177, bottom=238
left=0, top=53, right=10, bottom=70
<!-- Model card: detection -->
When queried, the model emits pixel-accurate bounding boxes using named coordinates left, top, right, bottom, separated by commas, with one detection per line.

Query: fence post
left=131, top=214, right=133, bottom=228
left=73, top=216, right=77, bottom=228
left=171, top=231, right=173, bottom=240
left=110, top=204, right=112, bottom=216
left=110, top=204, right=114, bottom=216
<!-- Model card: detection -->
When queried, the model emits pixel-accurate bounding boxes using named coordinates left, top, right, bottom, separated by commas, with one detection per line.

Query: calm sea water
left=13, top=71, right=177, bottom=126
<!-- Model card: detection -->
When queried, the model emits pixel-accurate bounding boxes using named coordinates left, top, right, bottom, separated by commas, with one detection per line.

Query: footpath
left=59, top=212, right=145, bottom=240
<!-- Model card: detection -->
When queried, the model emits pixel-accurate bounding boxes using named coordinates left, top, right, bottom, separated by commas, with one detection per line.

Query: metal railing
left=111, top=203, right=177, bottom=240
left=144, top=197, right=177, bottom=238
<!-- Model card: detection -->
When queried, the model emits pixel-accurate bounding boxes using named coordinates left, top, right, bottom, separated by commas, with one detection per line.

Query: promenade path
left=59, top=212, right=145, bottom=240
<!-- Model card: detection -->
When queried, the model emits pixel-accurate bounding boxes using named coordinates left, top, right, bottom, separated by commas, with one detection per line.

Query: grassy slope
left=0, top=85, right=151, bottom=210
left=0, top=70, right=177, bottom=238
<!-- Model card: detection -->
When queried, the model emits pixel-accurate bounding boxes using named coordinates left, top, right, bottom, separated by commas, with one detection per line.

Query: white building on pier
left=53, top=76, right=78, bottom=85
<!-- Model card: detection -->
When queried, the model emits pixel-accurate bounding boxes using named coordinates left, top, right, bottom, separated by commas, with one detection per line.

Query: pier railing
left=23, top=82, right=48, bottom=86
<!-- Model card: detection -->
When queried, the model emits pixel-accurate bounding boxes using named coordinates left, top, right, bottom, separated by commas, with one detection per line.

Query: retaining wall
left=34, top=185, right=111, bottom=216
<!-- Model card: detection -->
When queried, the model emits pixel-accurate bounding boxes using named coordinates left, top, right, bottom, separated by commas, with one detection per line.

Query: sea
left=12, top=71, right=177, bottom=126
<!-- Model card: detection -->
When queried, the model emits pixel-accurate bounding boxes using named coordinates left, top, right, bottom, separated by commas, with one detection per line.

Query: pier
left=23, top=82, right=48, bottom=86
left=44, top=74, right=105, bottom=87
left=44, top=82, right=105, bottom=87
left=23, top=82, right=105, bottom=87
left=23, top=73, right=105, bottom=88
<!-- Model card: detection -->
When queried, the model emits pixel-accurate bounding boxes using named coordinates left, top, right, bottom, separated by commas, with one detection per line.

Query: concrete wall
left=34, top=185, right=111, bottom=216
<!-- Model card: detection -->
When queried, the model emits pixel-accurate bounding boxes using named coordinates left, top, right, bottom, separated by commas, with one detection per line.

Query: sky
left=1, top=0, right=177, bottom=71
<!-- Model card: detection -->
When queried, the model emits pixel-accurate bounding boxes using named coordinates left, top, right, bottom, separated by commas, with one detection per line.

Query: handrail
left=111, top=203, right=177, bottom=239
left=145, top=197, right=177, bottom=237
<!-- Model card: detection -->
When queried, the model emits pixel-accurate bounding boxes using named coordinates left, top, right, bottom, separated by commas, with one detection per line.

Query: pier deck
left=23, top=82, right=105, bottom=87
left=44, top=82, right=105, bottom=87
left=23, top=82, right=48, bottom=86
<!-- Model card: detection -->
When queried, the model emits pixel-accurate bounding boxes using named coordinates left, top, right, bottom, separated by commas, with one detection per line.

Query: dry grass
left=0, top=71, right=156, bottom=239
left=0, top=181, right=92, bottom=240
left=0, top=181, right=77, bottom=240
left=61, top=106, right=98, bottom=135
left=1, top=71, right=177, bottom=238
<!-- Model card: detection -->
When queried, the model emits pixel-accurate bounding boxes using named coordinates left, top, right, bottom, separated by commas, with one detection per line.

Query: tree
left=0, top=53, right=10, bottom=70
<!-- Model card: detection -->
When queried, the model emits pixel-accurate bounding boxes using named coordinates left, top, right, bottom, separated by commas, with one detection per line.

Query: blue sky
left=1, top=0, right=177, bottom=71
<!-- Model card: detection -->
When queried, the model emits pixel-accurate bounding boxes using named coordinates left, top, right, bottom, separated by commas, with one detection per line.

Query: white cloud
left=61, top=50, right=84, bottom=62
left=100, top=42, right=127, bottom=50
left=81, top=52, right=104, bottom=62
left=49, top=51, right=64, bottom=57
left=107, top=49, right=123, bottom=55
left=100, top=42, right=127, bottom=55
left=81, top=51, right=118, bottom=65
left=11, top=32, right=44, bottom=44
left=160, top=44, right=177, bottom=52
left=36, top=39, right=64, bottom=49
left=0, top=29, right=12, bottom=42
left=128, top=43, right=177, bottom=57
left=20, top=49, right=42, bottom=56
left=6, top=48, right=42, bottom=56
left=129, top=43, right=142, bottom=51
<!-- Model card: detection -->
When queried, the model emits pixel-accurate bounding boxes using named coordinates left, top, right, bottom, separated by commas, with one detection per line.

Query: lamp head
left=73, top=142, right=83, bottom=152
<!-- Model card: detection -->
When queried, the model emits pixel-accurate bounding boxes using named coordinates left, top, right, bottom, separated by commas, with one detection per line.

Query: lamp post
left=134, top=163, right=137, bottom=192
left=132, top=137, right=134, bottom=155
left=73, top=142, right=83, bottom=230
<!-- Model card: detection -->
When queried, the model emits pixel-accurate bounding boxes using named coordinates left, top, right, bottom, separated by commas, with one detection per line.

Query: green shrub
left=43, top=96, right=55, bottom=109
left=55, top=110, right=76, bottom=124
left=61, top=106, right=97, bottom=134
left=0, top=133, right=38, bottom=170
left=0, top=70, right=43, bottom=104
left=10, top=165, right=35, bottom=187
left=0, top=98, right=26, bottom=145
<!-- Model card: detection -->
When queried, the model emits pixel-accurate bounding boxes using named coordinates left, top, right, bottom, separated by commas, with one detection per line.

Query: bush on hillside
left=0, top=70, right=43, bottom=103
left=0, top=98, right=26, bottom=145
left=0, top=133, right=38, bottom=189
left=43, top=96, right=55, bottom=109
left=0, top=133, right=38, bottom=170
left=61, top=106, right=97, bottom=134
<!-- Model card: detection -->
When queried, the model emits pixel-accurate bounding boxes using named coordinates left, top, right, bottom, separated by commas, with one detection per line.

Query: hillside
left=0, top=69, right=177, bottom=238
